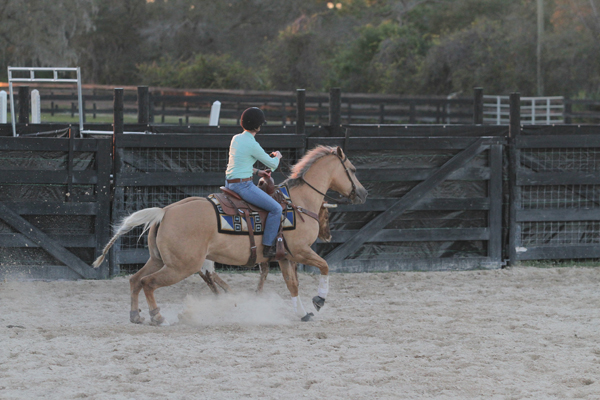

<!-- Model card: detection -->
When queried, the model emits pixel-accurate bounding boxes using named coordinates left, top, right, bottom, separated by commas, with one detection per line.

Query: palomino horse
left=92, top=146, right=367, bottom=324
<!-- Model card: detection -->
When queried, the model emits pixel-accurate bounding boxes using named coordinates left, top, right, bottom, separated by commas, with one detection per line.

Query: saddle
left=211, top=170, right=318, bottom=267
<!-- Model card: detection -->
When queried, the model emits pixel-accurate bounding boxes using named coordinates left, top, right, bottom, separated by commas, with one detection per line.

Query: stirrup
left=263, top=245, right=277, bottom=258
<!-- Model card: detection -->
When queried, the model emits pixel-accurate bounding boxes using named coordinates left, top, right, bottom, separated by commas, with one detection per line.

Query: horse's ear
left=336, top=146, right=344, bottom=158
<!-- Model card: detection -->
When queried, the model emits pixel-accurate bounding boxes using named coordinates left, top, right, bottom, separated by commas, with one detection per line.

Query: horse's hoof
left=312, top=296, right=325, bottom=312
left=301, top=312, right=314, bottom=322
left=149, top=307, right=167, bottom=326
left=150, top=315, right=167, bottom=326
left=130, top=310, right=145, bottom=324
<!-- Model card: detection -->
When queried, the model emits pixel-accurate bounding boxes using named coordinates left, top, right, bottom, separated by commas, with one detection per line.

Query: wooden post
left=329, top=87, right=341, bottom=136
left=18, top=86, right=29, bottom=124
left=296, top=89, right=305, bottom=135
left=113, top=89, right=124, bottom=176
left=137, top=86, right=149, bottom=124
left=111, top=90, right=124, bottom=274
left=67, top=126, right=75, bottom=202
left=473, top=87, right=483, bottom=124
left=509, top=93, right=520, bottom=139
left=94, top=138, right=113, bottom=278
left=488, top=144, right=503, bottom=265
left=296, top=89, right=306, bottom=159
left=507, top=92, right=521, bottom=266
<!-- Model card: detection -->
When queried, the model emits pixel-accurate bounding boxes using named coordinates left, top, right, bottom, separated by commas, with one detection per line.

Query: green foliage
left=2, top=0, right=600, bottom=97
left=327, top=21, right=430, bottom=93
left=77, top=0, right=148, bottom=84
left=419, top=17, right=537, bottom=95
left=407, top=0, right=521, bottom=35
left=137, top=54, right=265, bottom=90
left=263, top=30, right=324, bottom=91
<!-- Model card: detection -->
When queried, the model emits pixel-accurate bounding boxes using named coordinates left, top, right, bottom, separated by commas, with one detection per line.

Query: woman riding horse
left=226, top=107, right=282, bottom=258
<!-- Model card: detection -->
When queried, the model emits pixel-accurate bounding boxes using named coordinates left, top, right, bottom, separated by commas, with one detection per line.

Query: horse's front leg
left=293, top=248, right=330, bottom=312
left=278, top=259, right=313, bottom=321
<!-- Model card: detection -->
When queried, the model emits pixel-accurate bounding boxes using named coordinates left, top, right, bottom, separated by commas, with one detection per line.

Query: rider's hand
left=272, top=151, right=283, bottom=160
left=258, top=169, right=272, bottom=178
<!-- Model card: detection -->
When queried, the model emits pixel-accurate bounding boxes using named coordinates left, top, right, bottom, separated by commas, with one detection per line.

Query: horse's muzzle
left=352, top=187, right=368, bottom=204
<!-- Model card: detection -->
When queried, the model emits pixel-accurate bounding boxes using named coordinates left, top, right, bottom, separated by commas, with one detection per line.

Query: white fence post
left=31, top=89, right=41, bottom=123
left=496, top=96, right=501, bottom=125
left=209, top=100, right=221, bottom=126
left=0, top=90, right=6, bottom=123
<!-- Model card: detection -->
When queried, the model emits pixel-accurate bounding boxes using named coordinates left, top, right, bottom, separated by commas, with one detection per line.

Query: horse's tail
left=92, top=207, right=166, bottom=269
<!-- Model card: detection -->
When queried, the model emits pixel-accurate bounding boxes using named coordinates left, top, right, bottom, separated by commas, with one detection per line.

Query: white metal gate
left=484, top=95, right=564, bottom=125
left=7, top=67, right=83, bottom=136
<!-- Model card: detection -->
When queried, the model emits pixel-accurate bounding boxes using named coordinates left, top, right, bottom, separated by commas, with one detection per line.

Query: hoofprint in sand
left=1, top=267, right=599, bottom=399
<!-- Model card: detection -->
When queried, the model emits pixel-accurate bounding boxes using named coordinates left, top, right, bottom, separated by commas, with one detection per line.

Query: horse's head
left=329, top=147, right=368, bottom=204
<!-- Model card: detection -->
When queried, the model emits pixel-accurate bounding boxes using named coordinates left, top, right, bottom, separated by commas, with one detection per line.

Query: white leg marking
left=291, top=296, right=308, bottom=317
left=201, top=259, right=215, bottom=274
left=317, top=275, right=329, bottom=299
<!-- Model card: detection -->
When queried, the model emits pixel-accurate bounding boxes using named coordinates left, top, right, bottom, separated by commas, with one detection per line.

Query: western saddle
left=212, top=170, right=318, bottom=267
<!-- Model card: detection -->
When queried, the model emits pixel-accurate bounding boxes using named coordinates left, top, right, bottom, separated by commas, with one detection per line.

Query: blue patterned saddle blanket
left=207, top=185, right=296, bottom=235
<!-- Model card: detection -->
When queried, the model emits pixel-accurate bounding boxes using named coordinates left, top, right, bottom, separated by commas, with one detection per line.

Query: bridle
left=299, top=151, right=357, bottom=205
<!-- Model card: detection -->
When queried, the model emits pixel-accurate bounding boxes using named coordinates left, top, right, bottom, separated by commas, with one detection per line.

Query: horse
left=92, top=146, right=367, bottom=324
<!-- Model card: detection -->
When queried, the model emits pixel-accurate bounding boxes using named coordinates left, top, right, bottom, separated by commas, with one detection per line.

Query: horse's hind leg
left=210, top=272, right=231, bottom=293
left=198, top=270, right=220, bottom=294
left=203, top=259, right=231, bottom=293
left=129, top=257, right=164, bottom=324
left=256, top=262, right=270, bottom=293
left=197, top=260, right=230, bottom=294
left=141, top=264, right=194, bottom=325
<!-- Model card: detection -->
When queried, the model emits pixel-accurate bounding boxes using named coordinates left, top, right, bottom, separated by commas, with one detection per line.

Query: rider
left=225, top=107, right=283, bottom=258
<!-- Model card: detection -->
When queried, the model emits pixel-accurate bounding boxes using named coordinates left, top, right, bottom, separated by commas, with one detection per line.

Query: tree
left=544, top=0, right=600, bottom=96
left=76, top=0, right=147, bottom=84
left=0, top=0, right=94, bottom=79
left=137, top=54, right=262, bottom=90
left=327, top=21, right=429, bottom=93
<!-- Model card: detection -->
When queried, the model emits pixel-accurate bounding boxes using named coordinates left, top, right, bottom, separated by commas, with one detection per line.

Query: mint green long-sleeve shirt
left=225, top=131, right=280, bottom=179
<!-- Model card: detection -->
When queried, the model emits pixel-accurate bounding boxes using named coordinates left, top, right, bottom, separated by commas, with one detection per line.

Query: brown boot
left=263, top=244, right=277, bottom=258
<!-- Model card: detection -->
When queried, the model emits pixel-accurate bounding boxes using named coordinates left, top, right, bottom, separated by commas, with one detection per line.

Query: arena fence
left=0, top=127, right=111, bottom=279
left=509, top=124, right=600, bottom=262
left=0, top=90, right=599, bottom=279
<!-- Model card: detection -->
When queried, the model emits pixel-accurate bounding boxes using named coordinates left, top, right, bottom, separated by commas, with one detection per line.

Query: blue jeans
left=225, top=181, right=282, bottom=246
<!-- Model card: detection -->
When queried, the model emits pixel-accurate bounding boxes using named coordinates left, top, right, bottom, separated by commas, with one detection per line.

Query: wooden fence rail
left=8, top=85, right=479, bottom=126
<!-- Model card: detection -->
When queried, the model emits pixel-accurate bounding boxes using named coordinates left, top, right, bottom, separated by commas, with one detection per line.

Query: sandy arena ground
left=1, top=266, right=599, bottom=400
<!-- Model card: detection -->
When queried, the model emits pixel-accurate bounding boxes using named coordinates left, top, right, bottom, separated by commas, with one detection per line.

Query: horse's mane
left=283, top=145, right=336, bottom=188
